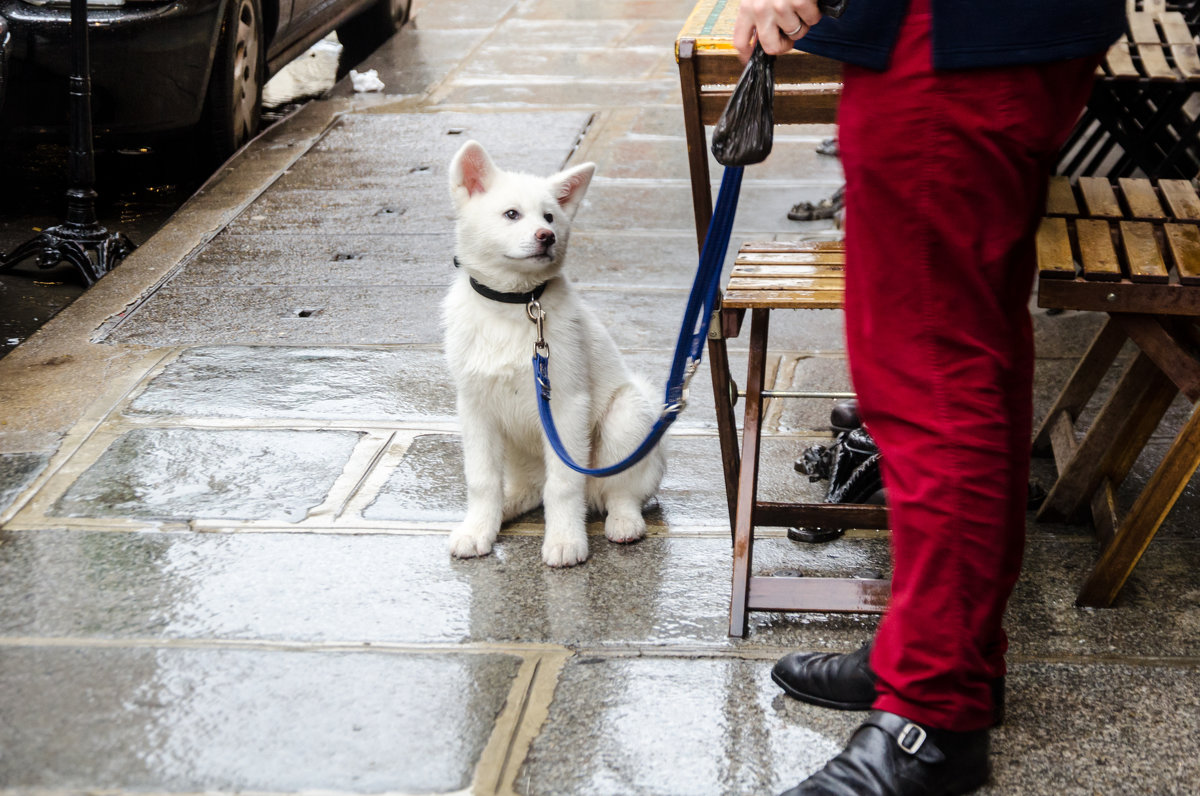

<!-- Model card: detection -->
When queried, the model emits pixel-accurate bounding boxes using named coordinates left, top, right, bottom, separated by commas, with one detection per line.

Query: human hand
left=733, top=0, right=824, bottom=62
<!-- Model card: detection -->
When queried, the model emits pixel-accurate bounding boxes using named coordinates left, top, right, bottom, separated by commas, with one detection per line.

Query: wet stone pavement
left=3, top=0, right=1200, bottom=794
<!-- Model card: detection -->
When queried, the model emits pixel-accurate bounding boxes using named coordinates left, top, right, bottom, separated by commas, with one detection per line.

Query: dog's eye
left=544, top=213, right=554, bottom=224
left=504, top=209, right=521, bottom=221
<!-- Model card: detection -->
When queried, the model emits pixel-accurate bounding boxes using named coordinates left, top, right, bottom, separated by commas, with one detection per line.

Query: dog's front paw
left=542, top=534, right=589, bottom=567
left=604, top=512, right=646, bottom=544
left=448, top=525, right=495, bottom=559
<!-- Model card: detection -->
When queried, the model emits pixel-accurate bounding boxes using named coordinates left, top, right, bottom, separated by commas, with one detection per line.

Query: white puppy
left=443, top=140, right=666, bottom=567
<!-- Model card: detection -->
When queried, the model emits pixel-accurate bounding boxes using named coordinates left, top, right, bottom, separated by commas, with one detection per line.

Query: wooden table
left=1034, top=176, right=1200, bottom=605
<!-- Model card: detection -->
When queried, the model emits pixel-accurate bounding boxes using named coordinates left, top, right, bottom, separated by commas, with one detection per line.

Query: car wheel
left=337, top=0, right=411, bottom=56
left=202, top=0, right=264, bottom=164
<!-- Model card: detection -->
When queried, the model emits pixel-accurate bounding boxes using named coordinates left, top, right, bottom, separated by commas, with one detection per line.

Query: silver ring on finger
left=785, top=21, right=806, bottom=37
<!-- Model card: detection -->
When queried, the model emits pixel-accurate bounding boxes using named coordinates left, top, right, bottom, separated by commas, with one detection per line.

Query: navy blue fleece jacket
left=799, top=0, right=1126, bottom=70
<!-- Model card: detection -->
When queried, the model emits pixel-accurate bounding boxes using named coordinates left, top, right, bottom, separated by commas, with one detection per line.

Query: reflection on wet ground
left=4, top=0, right=1200, bottom=792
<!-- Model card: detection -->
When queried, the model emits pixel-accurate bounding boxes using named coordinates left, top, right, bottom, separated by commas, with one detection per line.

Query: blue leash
left=532, top=166, right=744, bottom=476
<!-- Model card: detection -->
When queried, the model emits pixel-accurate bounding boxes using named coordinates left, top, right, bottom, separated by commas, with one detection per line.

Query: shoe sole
left=770, top=667, right=875, bottom=711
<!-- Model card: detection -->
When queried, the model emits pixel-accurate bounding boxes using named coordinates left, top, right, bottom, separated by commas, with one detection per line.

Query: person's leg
left=835, top=0, right=1101, bottom=731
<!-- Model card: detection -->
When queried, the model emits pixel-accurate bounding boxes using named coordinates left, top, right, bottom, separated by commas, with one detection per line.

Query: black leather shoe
left=778, top=711, right=990, bottom=796
left=772, top=643, right=1006, bottom=726
left=773, top=642, right=877, bottom=710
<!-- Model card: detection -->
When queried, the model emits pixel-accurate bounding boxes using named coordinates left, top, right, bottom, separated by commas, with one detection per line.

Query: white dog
left=443, top=140, right=666, bottom=567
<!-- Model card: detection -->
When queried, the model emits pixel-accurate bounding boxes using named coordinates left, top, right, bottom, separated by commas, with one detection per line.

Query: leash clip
left=527, top=299, right=549, bottom=358
left=663, top=358, right=701, bottom=418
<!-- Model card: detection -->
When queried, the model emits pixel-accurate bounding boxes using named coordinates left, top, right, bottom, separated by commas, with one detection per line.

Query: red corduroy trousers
left=836, top=0, right=1102, bottom=731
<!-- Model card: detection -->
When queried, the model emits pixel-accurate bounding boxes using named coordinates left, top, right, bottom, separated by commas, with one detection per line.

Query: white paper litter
left=350, top=69, right=386, bottom=93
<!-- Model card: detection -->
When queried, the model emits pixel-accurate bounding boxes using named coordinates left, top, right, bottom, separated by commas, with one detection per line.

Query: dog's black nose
left=536, top=228, right=556, bottom=247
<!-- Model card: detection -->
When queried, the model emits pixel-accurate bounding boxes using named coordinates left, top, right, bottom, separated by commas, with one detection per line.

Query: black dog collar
left=454, top=258, right=549, bottom=304
left=469, top=277, right=548, bottom=304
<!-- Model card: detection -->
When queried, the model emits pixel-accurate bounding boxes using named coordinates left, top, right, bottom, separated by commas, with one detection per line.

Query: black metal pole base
left=0, top=0, right=137, bottom=288
left=0, top=224, right=135, bottom=287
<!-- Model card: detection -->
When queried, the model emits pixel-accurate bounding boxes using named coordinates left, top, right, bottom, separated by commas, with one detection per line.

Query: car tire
left=201, top=0, right=265, bottom=165
left=337, top=0, right=411, bottom=57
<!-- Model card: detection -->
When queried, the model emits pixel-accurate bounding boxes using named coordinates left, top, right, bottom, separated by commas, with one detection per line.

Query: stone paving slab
left=483, top=19, right=684, bottom=51
left=0, top=452, right=49, bottom=517
left=520, top=655, right=854, bottom=796
left=126, top=346, right=459, bottom=425
left=299, top=110, right=592, bottom=170
left=271, top=111, right=595, bottom=191
left=0, top=643, right=520, bottom=794
left=516, top=0, right=688, bottom=22
left=409, top=0, right=517, bottom=29
left=105, top=284, right=449, bottom=346
left=169, top=231, right=458, bottom=288
left=520, top=655, right=1200, bottom=796
left=434, top=79, right=681, bottom=112
left=228, top=186, right=457, bottom=235
left=4, top=529, right=1197, bottom=656
left=459, top=46, right=668, bottom=84
left=50, top=428, right=363, bottom=522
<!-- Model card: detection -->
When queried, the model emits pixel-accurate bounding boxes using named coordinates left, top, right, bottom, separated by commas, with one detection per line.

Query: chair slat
left=735, top=251, right=846, bottom=266
left=731, top=264, right=845, bottom=278
left=1105, top=35, right=1139, bottom=77
left=1036, top=217, right=1077, bottom=278
left=1046, top=176, right=1080, bottom=215
left=1079, top=177, right=1124, bottom=217
left=1129, top=13, right=1175, bottom=79
left=1120, top=221, right=1170, bottom=282
left=738, top=240, right=845, bottom=253
left=722, top=289, right=845, bottom=309
left=1076, top=219, right=1124, bottom=280
left=726, top=276, right=846, bottom=291
left=1159, top=12, right=1200, bottom=78
left=1165, top=224, right=1200, bottom=285
left=1119, top=178, right=1166, bottom=219
left=1159, top=180, right=1200, bottom=220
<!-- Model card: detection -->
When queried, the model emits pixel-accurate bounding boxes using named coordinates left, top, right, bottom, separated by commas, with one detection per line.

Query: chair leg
left=730, top=308, right=770, bottom=638
left=1076, top=401, right=1200, bottom=606
left=708, top=332, right=741, bottom=536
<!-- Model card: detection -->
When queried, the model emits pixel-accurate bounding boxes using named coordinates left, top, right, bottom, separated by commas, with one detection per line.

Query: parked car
left=0, top=0, right=410, bottom=161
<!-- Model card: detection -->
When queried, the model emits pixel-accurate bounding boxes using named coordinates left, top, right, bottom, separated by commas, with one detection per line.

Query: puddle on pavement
left=51, top=428, right=363, bottom=522
left=0, top=644, right=520, bottom=794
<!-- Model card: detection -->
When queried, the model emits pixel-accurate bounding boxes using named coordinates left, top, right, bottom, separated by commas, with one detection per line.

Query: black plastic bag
left=711, top=43, right=776, bottom=166
left=819, top=0, right=849, bottom=18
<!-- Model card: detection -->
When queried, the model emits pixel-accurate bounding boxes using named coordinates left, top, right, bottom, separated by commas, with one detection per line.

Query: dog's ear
left=449, top=141, right=498, bottom=207
left=550, top=162, right=596, bottom=219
